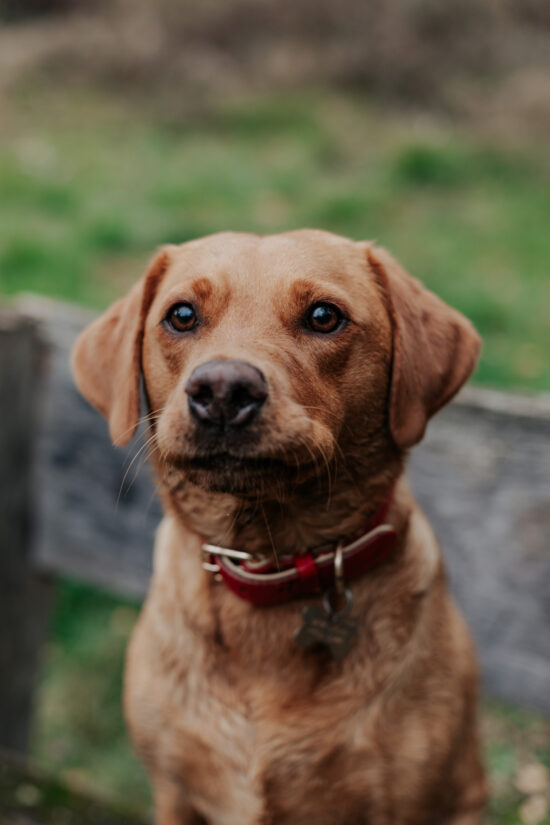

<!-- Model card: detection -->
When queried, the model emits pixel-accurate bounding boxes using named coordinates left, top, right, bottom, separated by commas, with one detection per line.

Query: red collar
left=201, top=492, right=397, bottom=607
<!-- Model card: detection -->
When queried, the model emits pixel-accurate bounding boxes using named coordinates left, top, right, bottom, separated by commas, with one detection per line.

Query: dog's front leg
left=153, top=773, right=207, bottom=825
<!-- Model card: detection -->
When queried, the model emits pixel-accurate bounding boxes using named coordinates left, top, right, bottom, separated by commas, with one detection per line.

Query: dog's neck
left=156, top=457, right=404, bottom=560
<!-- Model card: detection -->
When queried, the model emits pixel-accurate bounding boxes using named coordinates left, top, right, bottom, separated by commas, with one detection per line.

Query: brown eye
left=306, top=302, right=344, bottom=334
left=165, top=302, right=197, bottom=333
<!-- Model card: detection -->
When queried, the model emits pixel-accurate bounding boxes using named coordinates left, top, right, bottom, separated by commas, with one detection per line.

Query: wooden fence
left=1, top=295, right=549, bottom=756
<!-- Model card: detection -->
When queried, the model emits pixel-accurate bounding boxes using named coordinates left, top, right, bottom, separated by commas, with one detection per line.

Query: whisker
left=260, top=501, right=280, bottom=571
left=116, top=432, right=159, bottom=507
left=125, top=441, right=161, bottom=498
left=300, top=405, right=356, bottom=440
left=114, top=409, right=163, bottom=444
left=318, top=442, right=334, bottom=509
left=144, top=481, right=163, bottom=518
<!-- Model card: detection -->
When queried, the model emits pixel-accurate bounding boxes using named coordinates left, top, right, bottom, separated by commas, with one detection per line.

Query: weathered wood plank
left=409, top=393, right=550, bottom=713
left=17, top=295, right=161, bottom=599
left=0, top=311, right=53, bottom=754
left=15, top=294, right=550, bottom=714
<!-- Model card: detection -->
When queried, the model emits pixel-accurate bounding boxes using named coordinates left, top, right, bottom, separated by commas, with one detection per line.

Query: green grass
left=33, top=582, right=150, bottom=811
left=2, top=85, right=549, bottom=821
left=1, top=87, right=549, bottom=390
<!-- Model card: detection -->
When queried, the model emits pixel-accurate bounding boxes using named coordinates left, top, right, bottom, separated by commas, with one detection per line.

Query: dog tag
left=294, top=590, right=357, bottom=660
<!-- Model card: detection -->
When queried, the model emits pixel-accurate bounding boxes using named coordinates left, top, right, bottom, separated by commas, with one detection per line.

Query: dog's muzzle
left=185, top=359, right=267, bottom=431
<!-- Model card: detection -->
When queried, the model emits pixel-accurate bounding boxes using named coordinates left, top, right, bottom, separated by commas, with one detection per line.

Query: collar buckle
left=199, top=489, right=397, bottom=606
left=201, top=542, right=253, bottom=573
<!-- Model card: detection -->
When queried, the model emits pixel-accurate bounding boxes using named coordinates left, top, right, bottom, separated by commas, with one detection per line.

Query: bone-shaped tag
left=295, top=603, right=358, bottom=660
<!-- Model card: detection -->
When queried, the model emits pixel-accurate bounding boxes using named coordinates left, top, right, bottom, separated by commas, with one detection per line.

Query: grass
left=1, top=84, right=549, bottom=822
left=1, top=757, right=146, bottom=825
left=1, top=87, right=549, bottom=390
left=33, top=583, right=149, bottom=811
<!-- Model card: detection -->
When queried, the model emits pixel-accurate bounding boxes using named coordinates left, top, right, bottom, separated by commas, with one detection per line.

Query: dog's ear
left=366, top=244, right=481, bottom=449
left=72, top=248, right=172, bottom=446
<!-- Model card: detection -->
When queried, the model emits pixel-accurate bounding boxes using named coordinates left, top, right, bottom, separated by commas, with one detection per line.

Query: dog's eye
left=165, top=302, right=198, bottom=333
left=306, top=302, right=344, bottom=334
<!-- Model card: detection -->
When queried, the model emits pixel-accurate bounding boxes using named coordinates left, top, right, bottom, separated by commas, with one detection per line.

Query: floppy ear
left=71, top=248, right=172, bottom=446
left=366, top=244, right=481, bottom=449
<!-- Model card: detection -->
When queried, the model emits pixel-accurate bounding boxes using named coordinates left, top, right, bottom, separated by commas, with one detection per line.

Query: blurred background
left=0, top=0, right=549, bottom=823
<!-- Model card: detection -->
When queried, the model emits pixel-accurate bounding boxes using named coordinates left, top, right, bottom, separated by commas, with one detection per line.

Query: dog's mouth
left=186, top=453, right=291, bottom=473
left=164, top=450, right=318, bottom=495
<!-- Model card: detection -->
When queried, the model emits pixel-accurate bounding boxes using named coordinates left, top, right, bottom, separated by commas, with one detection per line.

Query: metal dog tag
left=295, top=590, right=358, bottom=660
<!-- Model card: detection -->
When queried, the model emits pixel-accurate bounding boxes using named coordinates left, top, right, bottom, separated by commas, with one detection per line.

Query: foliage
left=0, top=88, right=549, bottom=390
left=3, top=0, right=550, bottom=122
left=33, top=582, right=150, bottom=810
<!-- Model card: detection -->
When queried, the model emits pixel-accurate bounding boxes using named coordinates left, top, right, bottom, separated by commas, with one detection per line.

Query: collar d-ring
left=334, top=540, right=345, bottom=596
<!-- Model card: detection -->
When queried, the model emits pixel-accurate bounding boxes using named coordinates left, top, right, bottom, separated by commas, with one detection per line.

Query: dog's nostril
left=230, top=385, right=254, bottom=409
left=185, top=359, right=267, bottom=430
left=194, top=384, right=214, bottom=406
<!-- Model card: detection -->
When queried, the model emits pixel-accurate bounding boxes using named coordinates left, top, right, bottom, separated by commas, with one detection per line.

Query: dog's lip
left=193, top=453, right=284, bottom=469
left=166, top=451, right=310, bottom=474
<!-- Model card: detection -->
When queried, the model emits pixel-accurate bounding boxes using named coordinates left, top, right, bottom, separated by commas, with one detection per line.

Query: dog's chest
left=127, top=621, right=371, bottom=825
left=170, top=680, right=265, bottom=825
left=176, top=688, right=365, bottom=824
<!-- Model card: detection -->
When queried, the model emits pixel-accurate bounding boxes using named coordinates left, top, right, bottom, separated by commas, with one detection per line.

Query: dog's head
left=72, top=230, right=480, bottom=496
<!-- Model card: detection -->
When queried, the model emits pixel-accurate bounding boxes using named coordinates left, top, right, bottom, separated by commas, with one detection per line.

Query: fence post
left=0, top=309, right=53, bottom=754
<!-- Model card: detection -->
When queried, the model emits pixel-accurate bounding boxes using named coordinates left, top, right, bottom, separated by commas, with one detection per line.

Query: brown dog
left=72, top=230, right=487, bottom=825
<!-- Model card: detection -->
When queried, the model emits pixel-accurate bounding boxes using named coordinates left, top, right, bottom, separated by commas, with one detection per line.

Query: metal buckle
left=202, top=559, right=221, bottom=573
left=201, top=542, right=253, bottom=574
left=322, top=540, right=350, bottom=613
left=333, top=540, right=345, bottom=597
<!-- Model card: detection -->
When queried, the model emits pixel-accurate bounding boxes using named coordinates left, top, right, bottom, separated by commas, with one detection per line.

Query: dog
left=72, top=230, right=487, bottom=825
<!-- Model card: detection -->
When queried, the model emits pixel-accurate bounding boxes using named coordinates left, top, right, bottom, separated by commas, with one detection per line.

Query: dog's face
left=141, top=231, right=393, bottom=493
left=72, top=230, right=481, bottom=497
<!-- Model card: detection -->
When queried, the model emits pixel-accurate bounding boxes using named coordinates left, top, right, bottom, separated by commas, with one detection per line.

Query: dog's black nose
left=185, top=359, right=267, bottom=429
